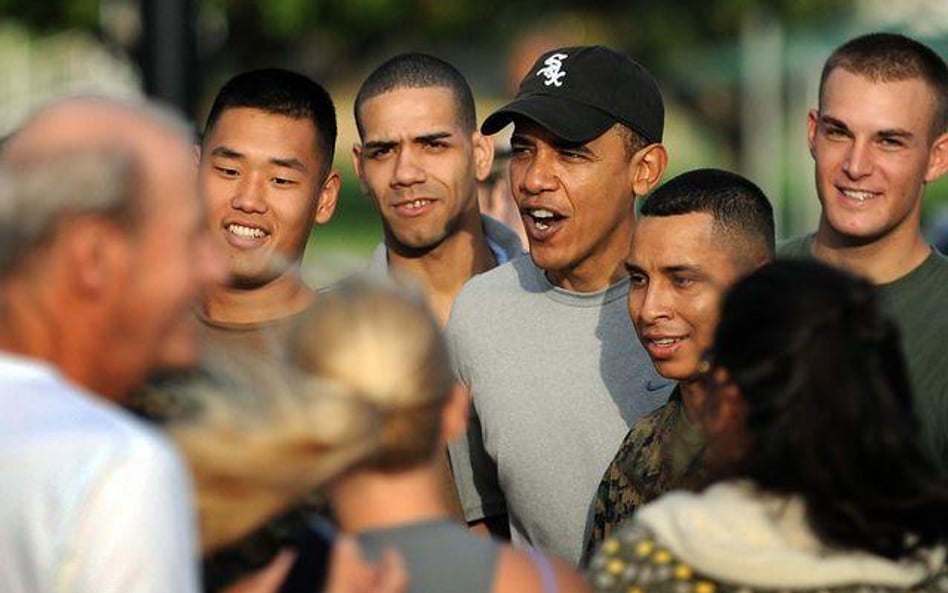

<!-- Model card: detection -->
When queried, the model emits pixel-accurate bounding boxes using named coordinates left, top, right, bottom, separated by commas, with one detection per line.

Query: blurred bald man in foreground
left=0, top=96, right=225, bottom=593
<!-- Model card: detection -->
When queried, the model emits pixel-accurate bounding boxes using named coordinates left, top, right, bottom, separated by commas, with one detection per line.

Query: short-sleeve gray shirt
left=446, top=255, right=673, bottom=564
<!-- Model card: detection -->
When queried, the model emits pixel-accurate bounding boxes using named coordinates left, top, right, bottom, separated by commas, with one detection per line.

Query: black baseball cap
left=481, top=45, right=664, bottom=145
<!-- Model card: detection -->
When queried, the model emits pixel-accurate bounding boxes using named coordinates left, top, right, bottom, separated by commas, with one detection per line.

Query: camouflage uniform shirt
left=584, top=387, right=706, bottom=564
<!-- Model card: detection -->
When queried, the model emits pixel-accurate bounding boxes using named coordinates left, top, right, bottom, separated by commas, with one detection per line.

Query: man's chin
left=654, top=361, right=699, bottom=383
left=226, top=263, right=291, bottom=290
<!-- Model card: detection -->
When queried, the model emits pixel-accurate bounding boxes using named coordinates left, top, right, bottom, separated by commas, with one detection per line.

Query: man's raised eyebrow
left=550, top=137, right=593, bottom=154
left=210, top=145, right=243, bottom=159
left=362, top=139, right=398, bottom=151
left=624, top=261, right=645, bottom=275
left=271, top=156, right=307, bottom=173
left=414, top=131, right=453, bottom=143
left=821, top=115, right=914, bottom=139
left=662, top=263, right=704, bottom=276
left=876, top=128, right=914, bottom=140
left=819, top=115, right=851, bottom=130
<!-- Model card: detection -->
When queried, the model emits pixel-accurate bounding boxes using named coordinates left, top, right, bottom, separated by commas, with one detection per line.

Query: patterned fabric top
left=588, top=522, right=948, bottom=593
left=584, top=387, right=706, bottom=564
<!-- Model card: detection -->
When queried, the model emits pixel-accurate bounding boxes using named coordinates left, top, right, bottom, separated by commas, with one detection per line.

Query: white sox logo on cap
left=536, top=53, right=568, bottom=87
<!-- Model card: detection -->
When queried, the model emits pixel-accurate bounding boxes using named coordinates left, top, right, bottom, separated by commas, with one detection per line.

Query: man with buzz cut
left=446, top=46, right=675, bottom=564
left=129, top=68, right=345, bottom=591
left=584, top=168, right=775, bottom=563
left=196, top=68, right=341, bottom=352
left=351, top=51, right=523, bottom=520
left=352, top=52, right=523, bottom=328
left=780, top=32, right=948, bottom=465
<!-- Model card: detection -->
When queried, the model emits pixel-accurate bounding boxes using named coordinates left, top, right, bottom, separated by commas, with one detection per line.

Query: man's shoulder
left=456, top=254, right=535, bottom=303
left=448, top=256, right=539, bottom=339
left=881, top=248, right=948, bottom=310
left=481, top=214, right=525, bottom=263
left=923, top=248, right=948, bottom=275
left=3, top=370, right=180, bottom=475
left=776, top=234, right=814, bottom=258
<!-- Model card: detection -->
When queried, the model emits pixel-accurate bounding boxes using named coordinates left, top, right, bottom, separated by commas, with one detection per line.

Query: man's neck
left=546, top=219, right=632, bottom=293
left=329, top=464, right=453, bottom=533
left=387, top=216, right=496, bottom=326
left=203, top=273, right=313, bottom=325
left=811, top=220, right=931, bottom=284
left=0, top=286, right=127, bottom=401
left=679, top=379, right=706, bottom=426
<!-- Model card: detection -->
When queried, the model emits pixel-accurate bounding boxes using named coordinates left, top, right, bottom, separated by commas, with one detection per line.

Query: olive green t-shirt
left=779, top=235, right=948, bottom=466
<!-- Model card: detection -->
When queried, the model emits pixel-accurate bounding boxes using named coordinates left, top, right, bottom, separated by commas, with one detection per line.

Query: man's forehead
left=370, top=84, right=457, bottom=104
left=204, top=107, right=323, bottom=168
left=629, top=213, right=720, bottom=260
left=208, top=106, right=318, bottom=140
left=821, top=69, right=939, bottom=125
left=361, top=88, right=462, bottom=132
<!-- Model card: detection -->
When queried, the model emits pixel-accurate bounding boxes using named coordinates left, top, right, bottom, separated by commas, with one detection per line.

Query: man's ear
left=471, top=132, right=495, bottom=183
left=314, top=170, right=341, bottom=225
left=631, top=143, right=668, bottom=197
left=351, top=143, right=369, bottom=195
left=806, top=109, right=820, bottom=159
left=193, top=143, right=202, bottom=167
left=440, top=383, right=470, bottom=444
left=62, top=217, right=131, bottom=298
left=925, top=130, right=948, bottom=184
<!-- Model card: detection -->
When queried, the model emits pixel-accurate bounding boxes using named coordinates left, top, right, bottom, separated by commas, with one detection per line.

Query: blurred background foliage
left=1, top=0, right=947, bottom=284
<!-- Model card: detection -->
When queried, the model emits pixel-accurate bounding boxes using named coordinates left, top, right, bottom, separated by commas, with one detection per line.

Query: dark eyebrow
left=510, top=133, right=533, bottom=145
left=819, top=115, right=850, bottom=131
left=555, top=142, right=594, bottom=156
left=270, top=157, right=307, bottom=173
left=876, top=128, right=914, bottom=140
left=822, top=115, right=914, bottom=141
left=210, top=146, right=307, bottom=173
left=662, top=264, right=706, bottom=277
left=624, top=262, right=644, bottom=275
left=210, top=146, right=243, bottom=159
left=362, top=139, right=398, bottom=152
left=414, top=131, right=453, bottom=144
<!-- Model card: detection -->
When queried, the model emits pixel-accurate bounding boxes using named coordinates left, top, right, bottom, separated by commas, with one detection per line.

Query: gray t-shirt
left=357, top=519, right=499, bottom=593
left=446, top=255, right=674, bottom=564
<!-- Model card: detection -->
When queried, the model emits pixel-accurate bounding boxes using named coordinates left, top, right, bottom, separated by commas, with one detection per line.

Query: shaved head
left=1, top=97, right=196, bottom=276
left=0, top=95, right=221, bottom=399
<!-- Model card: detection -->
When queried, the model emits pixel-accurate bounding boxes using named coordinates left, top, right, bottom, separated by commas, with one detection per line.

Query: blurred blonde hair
left=162, top=346, right=380, bottom=554
left=290, top=279, right=454, bottom=471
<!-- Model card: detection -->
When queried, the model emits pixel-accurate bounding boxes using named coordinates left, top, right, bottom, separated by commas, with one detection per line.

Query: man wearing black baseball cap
left=446, top=46, right=674, bottom=564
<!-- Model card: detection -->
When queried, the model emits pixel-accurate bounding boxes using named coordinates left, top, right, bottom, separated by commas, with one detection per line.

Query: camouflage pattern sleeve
left=583, top=390, right=683, bottom=564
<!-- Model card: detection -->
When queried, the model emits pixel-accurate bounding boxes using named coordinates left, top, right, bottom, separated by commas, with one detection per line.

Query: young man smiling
left=135, top=69, right=343, bottom=589
left=584, top=169, right=775, bottom=562
left=352, top=52, right=523, bottom=327
left=780, top=33, right=948, bottom=464
left=351, top=52, right=524, bottom=521
left=446, top=46, right=673, bottom=564
left=198, top=68, right=341, bottom=345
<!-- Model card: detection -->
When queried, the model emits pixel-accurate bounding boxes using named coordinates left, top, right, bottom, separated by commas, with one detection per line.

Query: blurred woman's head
left=164, top=348, right=380, bottom=554
left=703, top=259, right=947, bottom=558
left=290, top=280, right=455, bottom=471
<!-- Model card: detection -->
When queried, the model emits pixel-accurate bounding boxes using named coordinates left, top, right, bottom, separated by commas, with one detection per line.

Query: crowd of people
left=0, top=29, right=946, bottom=593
